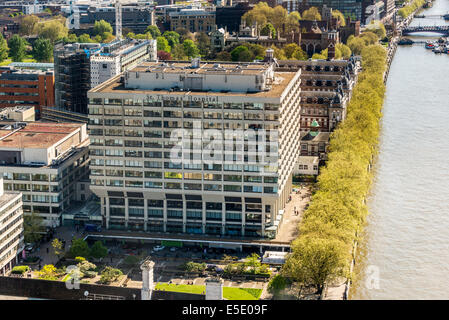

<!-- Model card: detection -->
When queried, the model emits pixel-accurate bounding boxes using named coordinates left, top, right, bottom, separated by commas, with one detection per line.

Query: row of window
left=92, top=179, right=278, bottom=193
left=91, top=169, right=277, bottom=183
left=90, top=158, right=277, bottom=172
left=89, top=100, right=279, bottom=111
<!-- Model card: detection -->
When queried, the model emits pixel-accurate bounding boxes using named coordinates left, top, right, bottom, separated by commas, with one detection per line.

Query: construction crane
left=115, top=0, right=122, bottom=40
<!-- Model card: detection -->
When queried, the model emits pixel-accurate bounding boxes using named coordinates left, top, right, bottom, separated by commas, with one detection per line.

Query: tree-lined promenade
left=282, top=43, right=387, bottom=296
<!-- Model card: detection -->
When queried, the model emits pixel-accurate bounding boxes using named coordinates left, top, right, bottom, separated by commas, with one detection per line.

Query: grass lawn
left=155, top=283, right=262, bottom=300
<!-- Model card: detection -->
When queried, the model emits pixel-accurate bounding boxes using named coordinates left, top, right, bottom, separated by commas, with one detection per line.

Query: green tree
left=367, top=20, right=386, bottom=39
left=171, top=43, right=187, bottom=60
left=90, top=241, right=108, bottom=259
left=157, top=36, right=170, bottom=52
left=0, top=34, right=8, bottom=63
left=64, top=33, right=78, bottom=43
left=182, top=39, right=199, bottom=59
left=284, top=236, right=349, bottom=294
left=292, top=47, right=308, bottom=60
left=286, top=11, right=301, bottom=33
left=332, top=10, right=346, bottom=27
left=100, top=31, right=115, bottom=43
left=360, top=31, right=379, bottom=45
left=32, top=37, right=53, bottom=62
left=215, top=51, right=231, bottom=61
left=37, top=19, right=68, bottom=43
left=194, top=32, right=210, bottom=57
left=302, top=7, right=322, bottom=20
left=163, top=31, right=180, bottom=48
left=244, top=253, right=261, bottom=273
left=242, top=2, right=270, bottom=32
left=93, top=20, right=113, bottom=37
left=269, top=5, right=288, bottom=33
left=145, top=25, right=161, bottom=39
left=284, top=43, right=300, bottom=58
left=8, top=35, right=28, bottom=62
left=99, top=266, right=123, bottom=284
left=230, top=45, right=249, bottom=61
left=19, top=15, right=39, bottom=36
left=267, top=274, right=287, bottom=297
left=78, top=33, right=93, bottom=43
left=347, top=35, right=366, bottom=55
left=271, top=46, right=286, bottom=60
left=69, top=238, right=90, bottom=258
left=23, top=212, right=43, bottom=244
left=175, top=27, right=194, bottom=42
left=336, top=43, right=351, bottom=59
left=260, top=23, right=276, bottom=38
left=38, top=264, right=58, bottom=280
left=51, top=238, right=64, bottom=260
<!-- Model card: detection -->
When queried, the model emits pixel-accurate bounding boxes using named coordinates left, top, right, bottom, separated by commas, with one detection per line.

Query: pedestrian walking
left=46, top=247, right=49, bottom=254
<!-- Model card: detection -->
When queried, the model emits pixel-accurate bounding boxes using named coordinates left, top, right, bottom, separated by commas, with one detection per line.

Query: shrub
left=268, top=274, right=287, bottom=295
left=11, top=265, right=29, bottom=274
left=98, top=267, right=123, bottom=284
left=82, top=270, right=97, bottom=278
left=77, top=260, right=97, bottom=274
left=75, top=256, right=86, bottom=262
left=183, top=261, right=206, bottom=273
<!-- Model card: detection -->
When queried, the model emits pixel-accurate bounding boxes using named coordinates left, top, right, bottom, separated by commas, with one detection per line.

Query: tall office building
left=0, top=177, right=23, bottom=275
left=87, top=53, right=301, bottom=238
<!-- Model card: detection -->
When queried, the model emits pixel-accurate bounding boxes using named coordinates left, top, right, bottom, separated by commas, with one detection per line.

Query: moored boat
left=425, top=41, right=435, bottom=49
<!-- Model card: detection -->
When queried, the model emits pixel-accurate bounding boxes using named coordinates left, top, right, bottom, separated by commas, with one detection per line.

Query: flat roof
left=91, top=70, right=297, bottom=99
left=0, top=122, right=83, bottom=149
left=0, top=191, right=20, bottom=211
left=129, top=60, right=271, bottom=76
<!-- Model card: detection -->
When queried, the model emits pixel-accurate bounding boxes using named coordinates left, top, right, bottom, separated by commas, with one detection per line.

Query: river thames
left=352, top=0, right=449, bottom=299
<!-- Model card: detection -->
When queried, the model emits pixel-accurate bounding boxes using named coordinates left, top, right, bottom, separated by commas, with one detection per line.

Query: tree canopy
left=37, top=19, right=68, bottom=43
left=32, top=37, right=53, bottom=62
left=0, top=34, right=8, bottom=63
left=20, top=15, right=39, bottom=35
left=282, top=44, right=387, bottom=294
left=93, top=20, right=113, bottom=36
left=145, top=25, right=161, bottom=39
left=8, top=35, right=28, bottom=62
left=302, top=7, right=322, bottom=21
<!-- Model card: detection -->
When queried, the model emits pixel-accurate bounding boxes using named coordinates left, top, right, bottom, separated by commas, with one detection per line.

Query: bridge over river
left=402, top=25, right=449, bottom=35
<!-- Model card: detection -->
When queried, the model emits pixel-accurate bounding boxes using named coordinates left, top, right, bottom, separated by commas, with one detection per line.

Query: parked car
left=24, top=243, right=35, bottom=253
left=153, top=245, right=165, bottom=252
left=169, top=247, right=177, bottom=252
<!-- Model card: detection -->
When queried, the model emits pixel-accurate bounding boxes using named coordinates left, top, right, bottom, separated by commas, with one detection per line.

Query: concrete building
left=0, top=66, right=55, bottom=118
left=0, top=122, right=90, bottom=227
left=0, top=177, right=23, bottom=276
left=87, top=54, right=301, bottom=239
left=65, top=3, right=156, bottom=35
left=0, top=106, right=35, bottom=122
left=47, top=39, right=157, bottom=123
left=90, top=39, right=157, bottom=88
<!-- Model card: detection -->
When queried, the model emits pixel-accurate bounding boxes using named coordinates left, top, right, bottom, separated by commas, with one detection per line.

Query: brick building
left=0, top=66, right=54, bottom=118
